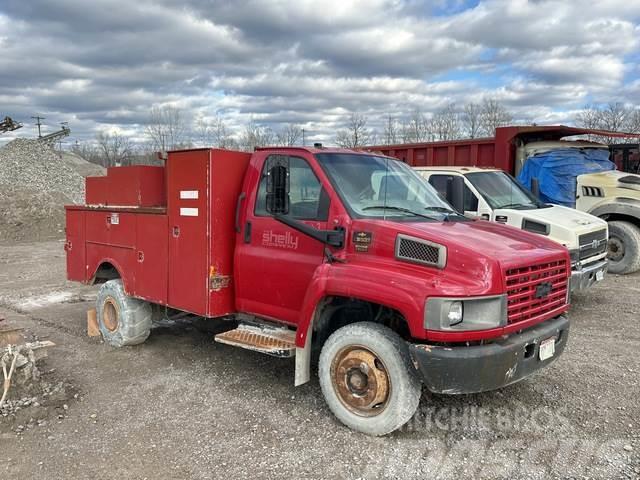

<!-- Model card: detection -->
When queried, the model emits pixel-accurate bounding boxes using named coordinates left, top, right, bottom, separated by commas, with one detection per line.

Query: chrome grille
left=578, top=229, right=607, bottom=260
left=505, top=259, right=568, bottom=325
left=395, top=235, right=446, bottom=268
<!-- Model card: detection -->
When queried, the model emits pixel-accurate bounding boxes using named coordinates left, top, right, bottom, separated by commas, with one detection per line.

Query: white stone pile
left=0, top=139, right=103, bottom=243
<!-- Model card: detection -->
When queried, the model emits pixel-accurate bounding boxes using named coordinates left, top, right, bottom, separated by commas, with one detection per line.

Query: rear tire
left=318, top=322, right=421, bottom=436
left=607, top=221, right=640, bottom=275
left=96, top=279, right=152, bottom=347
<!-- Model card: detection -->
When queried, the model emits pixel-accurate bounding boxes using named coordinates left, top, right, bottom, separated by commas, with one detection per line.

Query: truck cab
left=66, top=146, right=571, bottom=436
left=520, top=140, right=640, bottom=275
left=415, top=166, right=608, bottom=292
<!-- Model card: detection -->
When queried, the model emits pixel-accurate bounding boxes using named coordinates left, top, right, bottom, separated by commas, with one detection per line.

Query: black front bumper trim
left=409, top=315, right=570, bottom=394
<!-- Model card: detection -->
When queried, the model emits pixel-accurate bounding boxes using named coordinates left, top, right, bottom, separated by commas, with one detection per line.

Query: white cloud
left=0, top=0, right=638, bottom=145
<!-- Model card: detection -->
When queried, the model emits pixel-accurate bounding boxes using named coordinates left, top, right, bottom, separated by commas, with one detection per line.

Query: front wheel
left=607, top=221, right=640, bottom=275
left=318, top=322, right=421, bottom=436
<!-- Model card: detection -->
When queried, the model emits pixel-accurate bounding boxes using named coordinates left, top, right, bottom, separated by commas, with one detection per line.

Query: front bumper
left=570, top=259, right=608, bottom=293
left=408, top=315, right=569, bottom=394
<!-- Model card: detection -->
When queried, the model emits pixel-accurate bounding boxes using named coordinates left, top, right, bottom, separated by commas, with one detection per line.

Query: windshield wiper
left=423, top=206, right=466, bottom=221
left=498, top=203, right=537, bottom=210
left=362, top=205, right=443, bottom=221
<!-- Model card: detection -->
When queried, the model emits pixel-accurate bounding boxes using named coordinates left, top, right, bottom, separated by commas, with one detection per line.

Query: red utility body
left=67, top=149, right=250, bottom=316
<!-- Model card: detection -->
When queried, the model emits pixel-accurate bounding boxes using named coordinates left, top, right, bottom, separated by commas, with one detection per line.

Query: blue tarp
left=517, top=148, right=615, bottom=207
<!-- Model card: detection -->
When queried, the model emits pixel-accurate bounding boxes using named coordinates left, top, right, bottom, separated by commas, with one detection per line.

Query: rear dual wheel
left=318, top=322, right=422, bottom=436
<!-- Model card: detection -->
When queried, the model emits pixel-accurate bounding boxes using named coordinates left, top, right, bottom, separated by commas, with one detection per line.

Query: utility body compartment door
left=65, top=208, right=86, bottom=282
left=167, top=150, right=209, bottom=315
left=134, top=214, right=168, bottom=305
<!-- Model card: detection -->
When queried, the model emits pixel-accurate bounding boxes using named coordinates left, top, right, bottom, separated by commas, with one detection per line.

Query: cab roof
left=413, top=166, right=501, bottom=174
left=254, top=145, right=390, bottom=156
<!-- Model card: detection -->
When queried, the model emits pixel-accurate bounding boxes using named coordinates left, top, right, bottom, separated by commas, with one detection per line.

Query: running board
left=214, top=323, right=296, bottom=358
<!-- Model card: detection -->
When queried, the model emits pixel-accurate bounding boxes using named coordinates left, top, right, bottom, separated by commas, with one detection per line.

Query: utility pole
left=31, top=115, right=45, bottom=137
left=302, top=128, right=305, bottom=146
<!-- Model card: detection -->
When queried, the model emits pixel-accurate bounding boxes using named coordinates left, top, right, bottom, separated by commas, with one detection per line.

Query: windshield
left=466, top=171, right=539, bottom=209
left=315, top=153, right=457, bottom=220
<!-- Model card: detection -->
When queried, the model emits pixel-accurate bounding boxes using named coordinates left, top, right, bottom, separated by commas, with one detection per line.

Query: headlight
left=568, top=248, right=579, bottom=267
left=425, top=295, right=507, bottom=331
left=447, top=301, right=463, bottom=326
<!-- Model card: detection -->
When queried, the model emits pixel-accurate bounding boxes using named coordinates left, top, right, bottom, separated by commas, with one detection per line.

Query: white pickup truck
left=415, top=166, right=608, bottom=293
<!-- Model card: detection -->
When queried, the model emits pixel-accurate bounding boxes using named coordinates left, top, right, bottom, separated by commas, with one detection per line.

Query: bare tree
left=400, top=108, right=430, bottom=143
left=210, top=115, right=236, bottom=149
left=461, top=102, right=482, bottom=138
left=95, top=130, right=132, bottom=167
left=194, top=115, right=212, bottom=147
left=240, top=119, right=274, bottom=151
left=431, top=103, right=461, bottom=141
left=71, top=140, right=102, bottom=165
left=335, top=113, right=372, bottom=148
left=276, top=124, right=303, bottom=146
left=382, top=115, right=399, bottom=145
left=575, top=105, right=600, bottom=126
left=145, top=105, right=187, bottom=151
left=575, top=103, right=638, bottom=143
left=627, top=109, right=640, bottom=134
left=479, top=98, right=513, bottom=136
left=599, top=103, right=628, bottom=138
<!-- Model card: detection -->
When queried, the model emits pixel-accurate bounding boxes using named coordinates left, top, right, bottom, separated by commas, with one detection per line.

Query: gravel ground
left=0, top=240, right=638, bottom=479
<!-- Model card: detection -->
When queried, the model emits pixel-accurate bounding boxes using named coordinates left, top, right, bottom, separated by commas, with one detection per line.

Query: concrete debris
left=0, top=139, right=104, bottom=244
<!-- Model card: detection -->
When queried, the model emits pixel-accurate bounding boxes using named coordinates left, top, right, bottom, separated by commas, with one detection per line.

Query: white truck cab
left=415, top=166, right=608, bottom=293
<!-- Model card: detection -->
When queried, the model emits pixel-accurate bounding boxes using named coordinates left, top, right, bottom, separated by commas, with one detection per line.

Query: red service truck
left=65, top=145, right=571, bottom=435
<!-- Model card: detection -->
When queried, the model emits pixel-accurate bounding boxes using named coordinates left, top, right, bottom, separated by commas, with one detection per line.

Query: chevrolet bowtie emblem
left=535, top=282, right=553, bottom=299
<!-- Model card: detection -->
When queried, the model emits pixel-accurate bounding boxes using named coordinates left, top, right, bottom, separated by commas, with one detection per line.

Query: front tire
left=96, top=279, right=152, bottom=347
left=607, top=221, right=640, bottom=275
left=318, top=322, right=421, bottom=436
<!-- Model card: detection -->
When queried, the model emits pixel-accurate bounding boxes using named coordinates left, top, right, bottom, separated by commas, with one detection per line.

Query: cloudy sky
left=1, top=0, right=639, bottom=145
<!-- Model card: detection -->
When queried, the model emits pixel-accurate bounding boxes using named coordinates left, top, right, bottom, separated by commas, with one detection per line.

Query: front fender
left=589, top=197, right=640, bottom=220
left=296, top=262, right=438, bottom=347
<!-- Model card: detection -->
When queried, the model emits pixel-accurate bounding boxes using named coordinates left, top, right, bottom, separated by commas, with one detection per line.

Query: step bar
left=214, top=323, right=296, bottom=358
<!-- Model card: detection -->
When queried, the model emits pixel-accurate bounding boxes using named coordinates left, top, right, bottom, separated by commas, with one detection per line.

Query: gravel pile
left=0, top=139, right=104, bottom=244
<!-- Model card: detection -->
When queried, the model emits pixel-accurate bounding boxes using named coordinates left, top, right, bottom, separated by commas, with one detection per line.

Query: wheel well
left=91, top=262, right=121, bottom=285
left=312, top=296, right=411, bottom=348
left=600, top=213, right=640, bottom=229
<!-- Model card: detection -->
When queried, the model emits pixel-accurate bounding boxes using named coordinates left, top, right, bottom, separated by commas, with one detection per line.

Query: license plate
left=596, top=270, right=604, bottom=282
left=539, top=337, right=555, bottom=361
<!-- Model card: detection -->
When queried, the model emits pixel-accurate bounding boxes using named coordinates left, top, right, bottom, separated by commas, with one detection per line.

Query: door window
left=428, top=174, right=479, bottom=211
left=255, top=156, right=329, bottom=220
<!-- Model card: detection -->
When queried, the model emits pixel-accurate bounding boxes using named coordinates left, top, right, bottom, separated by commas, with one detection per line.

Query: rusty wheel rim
left=608, top=237, right=624, bottom=262
left=102, top=297, right=119, bottom=332
left=330, top=345, right=390, bottom=417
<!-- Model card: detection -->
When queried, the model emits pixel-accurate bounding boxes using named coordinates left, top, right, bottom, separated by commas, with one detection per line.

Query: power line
left=31, top=115, right=45, bottom=138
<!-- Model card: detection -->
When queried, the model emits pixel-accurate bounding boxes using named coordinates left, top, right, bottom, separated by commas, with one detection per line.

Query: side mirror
left=531, top=177, right=540, bottom=199
left=449, top=176, right=465, bottom=213
left=265, top=156, right=290, bottom=215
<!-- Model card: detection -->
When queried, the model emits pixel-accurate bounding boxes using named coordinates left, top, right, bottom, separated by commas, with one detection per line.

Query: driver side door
left=234, top=153, right=330, bottom=325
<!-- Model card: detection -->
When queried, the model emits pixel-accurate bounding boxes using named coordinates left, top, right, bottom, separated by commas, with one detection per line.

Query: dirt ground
left=0, top=240, right=638, bottom=479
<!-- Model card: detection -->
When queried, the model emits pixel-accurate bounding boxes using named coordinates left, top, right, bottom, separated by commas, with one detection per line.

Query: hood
left=350, top=218, right=569, bottom=297
left=493, top=205, right=607, bottom=250
left=398, top=219, right=566, bottom=268
left=497, top=205, right=607, bottom=230
left=580, top=170, right=640, bottom=190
